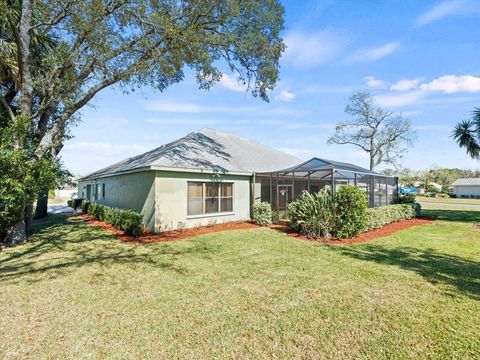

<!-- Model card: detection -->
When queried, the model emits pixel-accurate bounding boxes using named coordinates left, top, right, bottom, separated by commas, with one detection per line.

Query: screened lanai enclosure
left=254, top=158, right=398, bottom=211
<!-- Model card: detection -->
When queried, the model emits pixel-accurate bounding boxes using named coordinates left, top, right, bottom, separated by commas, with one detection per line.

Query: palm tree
left=452, top=108, right=480, bottom=159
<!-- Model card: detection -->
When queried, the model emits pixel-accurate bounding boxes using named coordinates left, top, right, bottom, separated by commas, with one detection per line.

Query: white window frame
left=187, top=182, right=234, bottom=217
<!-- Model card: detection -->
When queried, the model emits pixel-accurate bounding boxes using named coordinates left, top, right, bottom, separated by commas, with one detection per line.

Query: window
left=102, top=183, right=106, bottom=199
left=187, top=182, right=233, bottom=215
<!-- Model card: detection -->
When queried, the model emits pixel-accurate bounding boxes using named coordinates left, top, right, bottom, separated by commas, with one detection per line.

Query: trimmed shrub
left=67, top=200, right=73, bottom=208
left=80, top=200, right=143, bottom=236
left=0, top=178, right=25, bottom=240
left=288, top=189, right=335, bottom=239
left=253, top=202, right=273, bottom=226
left=81, top=200, right=90, bottom=213
left=335, top=185, right=368, bottom=238
left=365, top=204, right=418, bottom=231
left=398, top=193, right=416, bottom=204
left=118, top=210, right=143, bottom=236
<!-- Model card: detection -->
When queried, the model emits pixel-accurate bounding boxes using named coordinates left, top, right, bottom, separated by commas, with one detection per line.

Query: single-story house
left=451, top=178, right=480, bottom=198
left=78, top=128, right=397, bottom=231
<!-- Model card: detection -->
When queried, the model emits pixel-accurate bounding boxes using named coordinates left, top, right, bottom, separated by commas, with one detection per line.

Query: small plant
left=81, top=200, right=90, bottom=213
left=253, top=202, right=273, bottom=226
left=398, top=193, right=416, bottom=204
left=177, top=221, right=186, bottom=231
left=207, top=219, right=217, bottom=227
left=67, top=200, right=73, bottom=208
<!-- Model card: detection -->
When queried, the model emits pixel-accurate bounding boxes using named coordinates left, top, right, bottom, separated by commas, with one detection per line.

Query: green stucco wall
left=78, top=171, right=156, bottom=230
left=154, top=171, right=251, bottom=232
left=78, top=170, right=252, bottom=232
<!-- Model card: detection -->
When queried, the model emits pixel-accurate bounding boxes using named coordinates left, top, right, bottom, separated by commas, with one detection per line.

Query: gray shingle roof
left=80, top=128, right=301, bottom=180
left=452, top=178, right=480, bottom=186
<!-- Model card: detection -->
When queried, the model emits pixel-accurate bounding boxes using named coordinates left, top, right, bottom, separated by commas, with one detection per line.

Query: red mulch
left=77, top=214, right=260, bottom=243
left=78, top=214, right=433, bottom=245
left=272, top=218, right=433, bottom=245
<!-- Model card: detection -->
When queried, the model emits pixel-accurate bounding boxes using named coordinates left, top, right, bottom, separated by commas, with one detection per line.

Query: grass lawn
left=1, top=210, right=479, bottom=359
left=417, top=195, right=480, bottom=204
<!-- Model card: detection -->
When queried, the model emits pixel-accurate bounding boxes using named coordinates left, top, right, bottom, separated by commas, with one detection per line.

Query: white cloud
left=284, top=29, right=348, bottom=68
left=364, top=76, right=386, bottom=89
left=275, top=90, right=296, bottom=102
left=375, top=90, right=425, bottom=107
left=390, top=79, right=421, bottom=91
left=416, top=0, right=479, bottom=26
left=218, top=73, right=247, bottom=93
left=347, top=42, right=400, bottom=63
left=419, top=75, right=480, bottom=93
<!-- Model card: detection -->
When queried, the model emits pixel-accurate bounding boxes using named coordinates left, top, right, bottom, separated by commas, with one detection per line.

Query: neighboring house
left=451, top=178, right=480, bottom=198
left=78, top=128, right=396, bottom=231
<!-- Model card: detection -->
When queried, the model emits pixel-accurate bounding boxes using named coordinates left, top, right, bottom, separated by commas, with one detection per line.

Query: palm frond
left=452, top=119, right=480, bottom=159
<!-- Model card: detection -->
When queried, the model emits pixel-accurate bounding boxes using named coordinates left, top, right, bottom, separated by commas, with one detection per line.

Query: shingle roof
left=80, top=128, right=301, bottom=180
left=452, top=178, right=480, bottom=186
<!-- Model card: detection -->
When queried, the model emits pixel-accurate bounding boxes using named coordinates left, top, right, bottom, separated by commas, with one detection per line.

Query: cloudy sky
left=61, top=0, right=480, bottom=175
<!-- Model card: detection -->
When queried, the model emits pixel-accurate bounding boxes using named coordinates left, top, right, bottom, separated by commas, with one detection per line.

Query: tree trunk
left=24, top=202, right=34, bottom=235
left=35, top=189, right=49, bottom=218
left=5, top=220, right=27, bottom=245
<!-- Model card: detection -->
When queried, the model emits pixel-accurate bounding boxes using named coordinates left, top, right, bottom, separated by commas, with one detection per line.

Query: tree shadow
left=422, top=209, right=480, bottom=223
left=330, top=244, right=480, bottom=300
left=0, top=215, right=217, bottom=284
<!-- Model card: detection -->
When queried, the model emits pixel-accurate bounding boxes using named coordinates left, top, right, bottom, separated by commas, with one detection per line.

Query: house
left=451, top=178, right=480, bottom=198
left=78, top=128, right=397, bottom=231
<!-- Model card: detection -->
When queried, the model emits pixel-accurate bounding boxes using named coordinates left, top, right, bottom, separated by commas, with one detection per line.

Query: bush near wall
left=365, top=203, right=420, bottom=231
left=287, top=186, right=421, bottom=240
left=398, top=193, right=416, bottom=204
left=81, top=201, right=143, bottom=236
left=253, top=202, right=273, bottom=226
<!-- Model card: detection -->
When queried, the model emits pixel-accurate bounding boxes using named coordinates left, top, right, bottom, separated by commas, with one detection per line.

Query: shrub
left=67, top=200, right=73, bottom=208
left=81, top=200, right=90, bottom=213
left=288, top=189, right=335, bottom=239
left=81, top=200, right=143, bottom=236
left=253, top=202, right=273, bottom=226
left=335, top=186, right=368, bottom=238
left=118, top=210, right=143, bottom=236
left=365, top=204, right=418, bottom=231
left=437, top=193, right=448, bottom=198
left=425, top=192, right=437, bottom=198
left=398, top=193, right=416, bottom=204
left=0, top=178, right=25, bottom=240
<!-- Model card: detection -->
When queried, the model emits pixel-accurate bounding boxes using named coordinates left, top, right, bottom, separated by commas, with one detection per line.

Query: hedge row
left=365, top=203, right=421, bottom=232
left=81, top=201, right=143, bottom=236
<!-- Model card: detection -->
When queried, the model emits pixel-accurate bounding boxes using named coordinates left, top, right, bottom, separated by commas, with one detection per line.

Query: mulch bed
left=272, top=218, right=434, bottom=245
left=78, top=214, right=433, bottom=245
left=77, top=214, right=260, bottom=243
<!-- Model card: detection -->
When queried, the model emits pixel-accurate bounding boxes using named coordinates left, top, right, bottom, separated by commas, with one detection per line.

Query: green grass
left=417, top=195, right=480, bottom=205
left=1, top=211, right=479, bottom=359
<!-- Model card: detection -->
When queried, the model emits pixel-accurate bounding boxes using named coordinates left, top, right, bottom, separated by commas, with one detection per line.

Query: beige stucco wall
left=454, top=185, right=480, bottom=197
left=78, top=171, right=156, bottom=230
left=154, top=171, right=251, bottom=232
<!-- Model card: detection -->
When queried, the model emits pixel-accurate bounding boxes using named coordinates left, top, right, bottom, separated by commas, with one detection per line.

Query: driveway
left=48, top=204, right=75, bottom=215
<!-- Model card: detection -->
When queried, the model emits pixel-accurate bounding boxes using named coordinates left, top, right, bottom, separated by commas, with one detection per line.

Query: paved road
left=419, top=201, right=480, bottom=209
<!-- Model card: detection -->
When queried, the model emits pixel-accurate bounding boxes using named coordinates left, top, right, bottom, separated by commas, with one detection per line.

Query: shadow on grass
left=331, top=244, right=480, bottom=300
left=0, top=215, right=216, bottom=283
left=422, top=209, right=480, bottom=222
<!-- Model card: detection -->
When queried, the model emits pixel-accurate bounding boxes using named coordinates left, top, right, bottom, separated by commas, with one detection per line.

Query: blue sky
left=61, top=0, right=480, bottom=175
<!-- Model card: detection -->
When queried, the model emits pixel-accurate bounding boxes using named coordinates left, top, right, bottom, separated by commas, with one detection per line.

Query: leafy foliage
left=452, top=108, right=480, bottom=159
left=288, top=189, right=336, bottom=239
left=83, top=201, right=143, bottom=236
left=365, top=204, right=419, bottom=231
left=335, top=186, right=368, bottom=238
left=252, top=202, right=273, bottom=226
left=0, top=178, right=25, bottom=239
left=398, top=193, right=416, bottom=204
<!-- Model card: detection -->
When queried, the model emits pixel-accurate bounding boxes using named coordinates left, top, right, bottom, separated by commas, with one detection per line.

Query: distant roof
left=80, top=128, right=300, bottom=180
left=258, top=157, right=386, bottom=178
left=452, top=178, right=480, bottom=186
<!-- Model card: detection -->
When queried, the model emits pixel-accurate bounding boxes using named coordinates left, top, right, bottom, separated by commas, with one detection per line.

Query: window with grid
left=187, top=182, right=233, bottom=215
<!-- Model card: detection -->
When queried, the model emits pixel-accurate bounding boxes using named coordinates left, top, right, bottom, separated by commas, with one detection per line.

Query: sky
left=61, top=0, right=480, bottom=176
